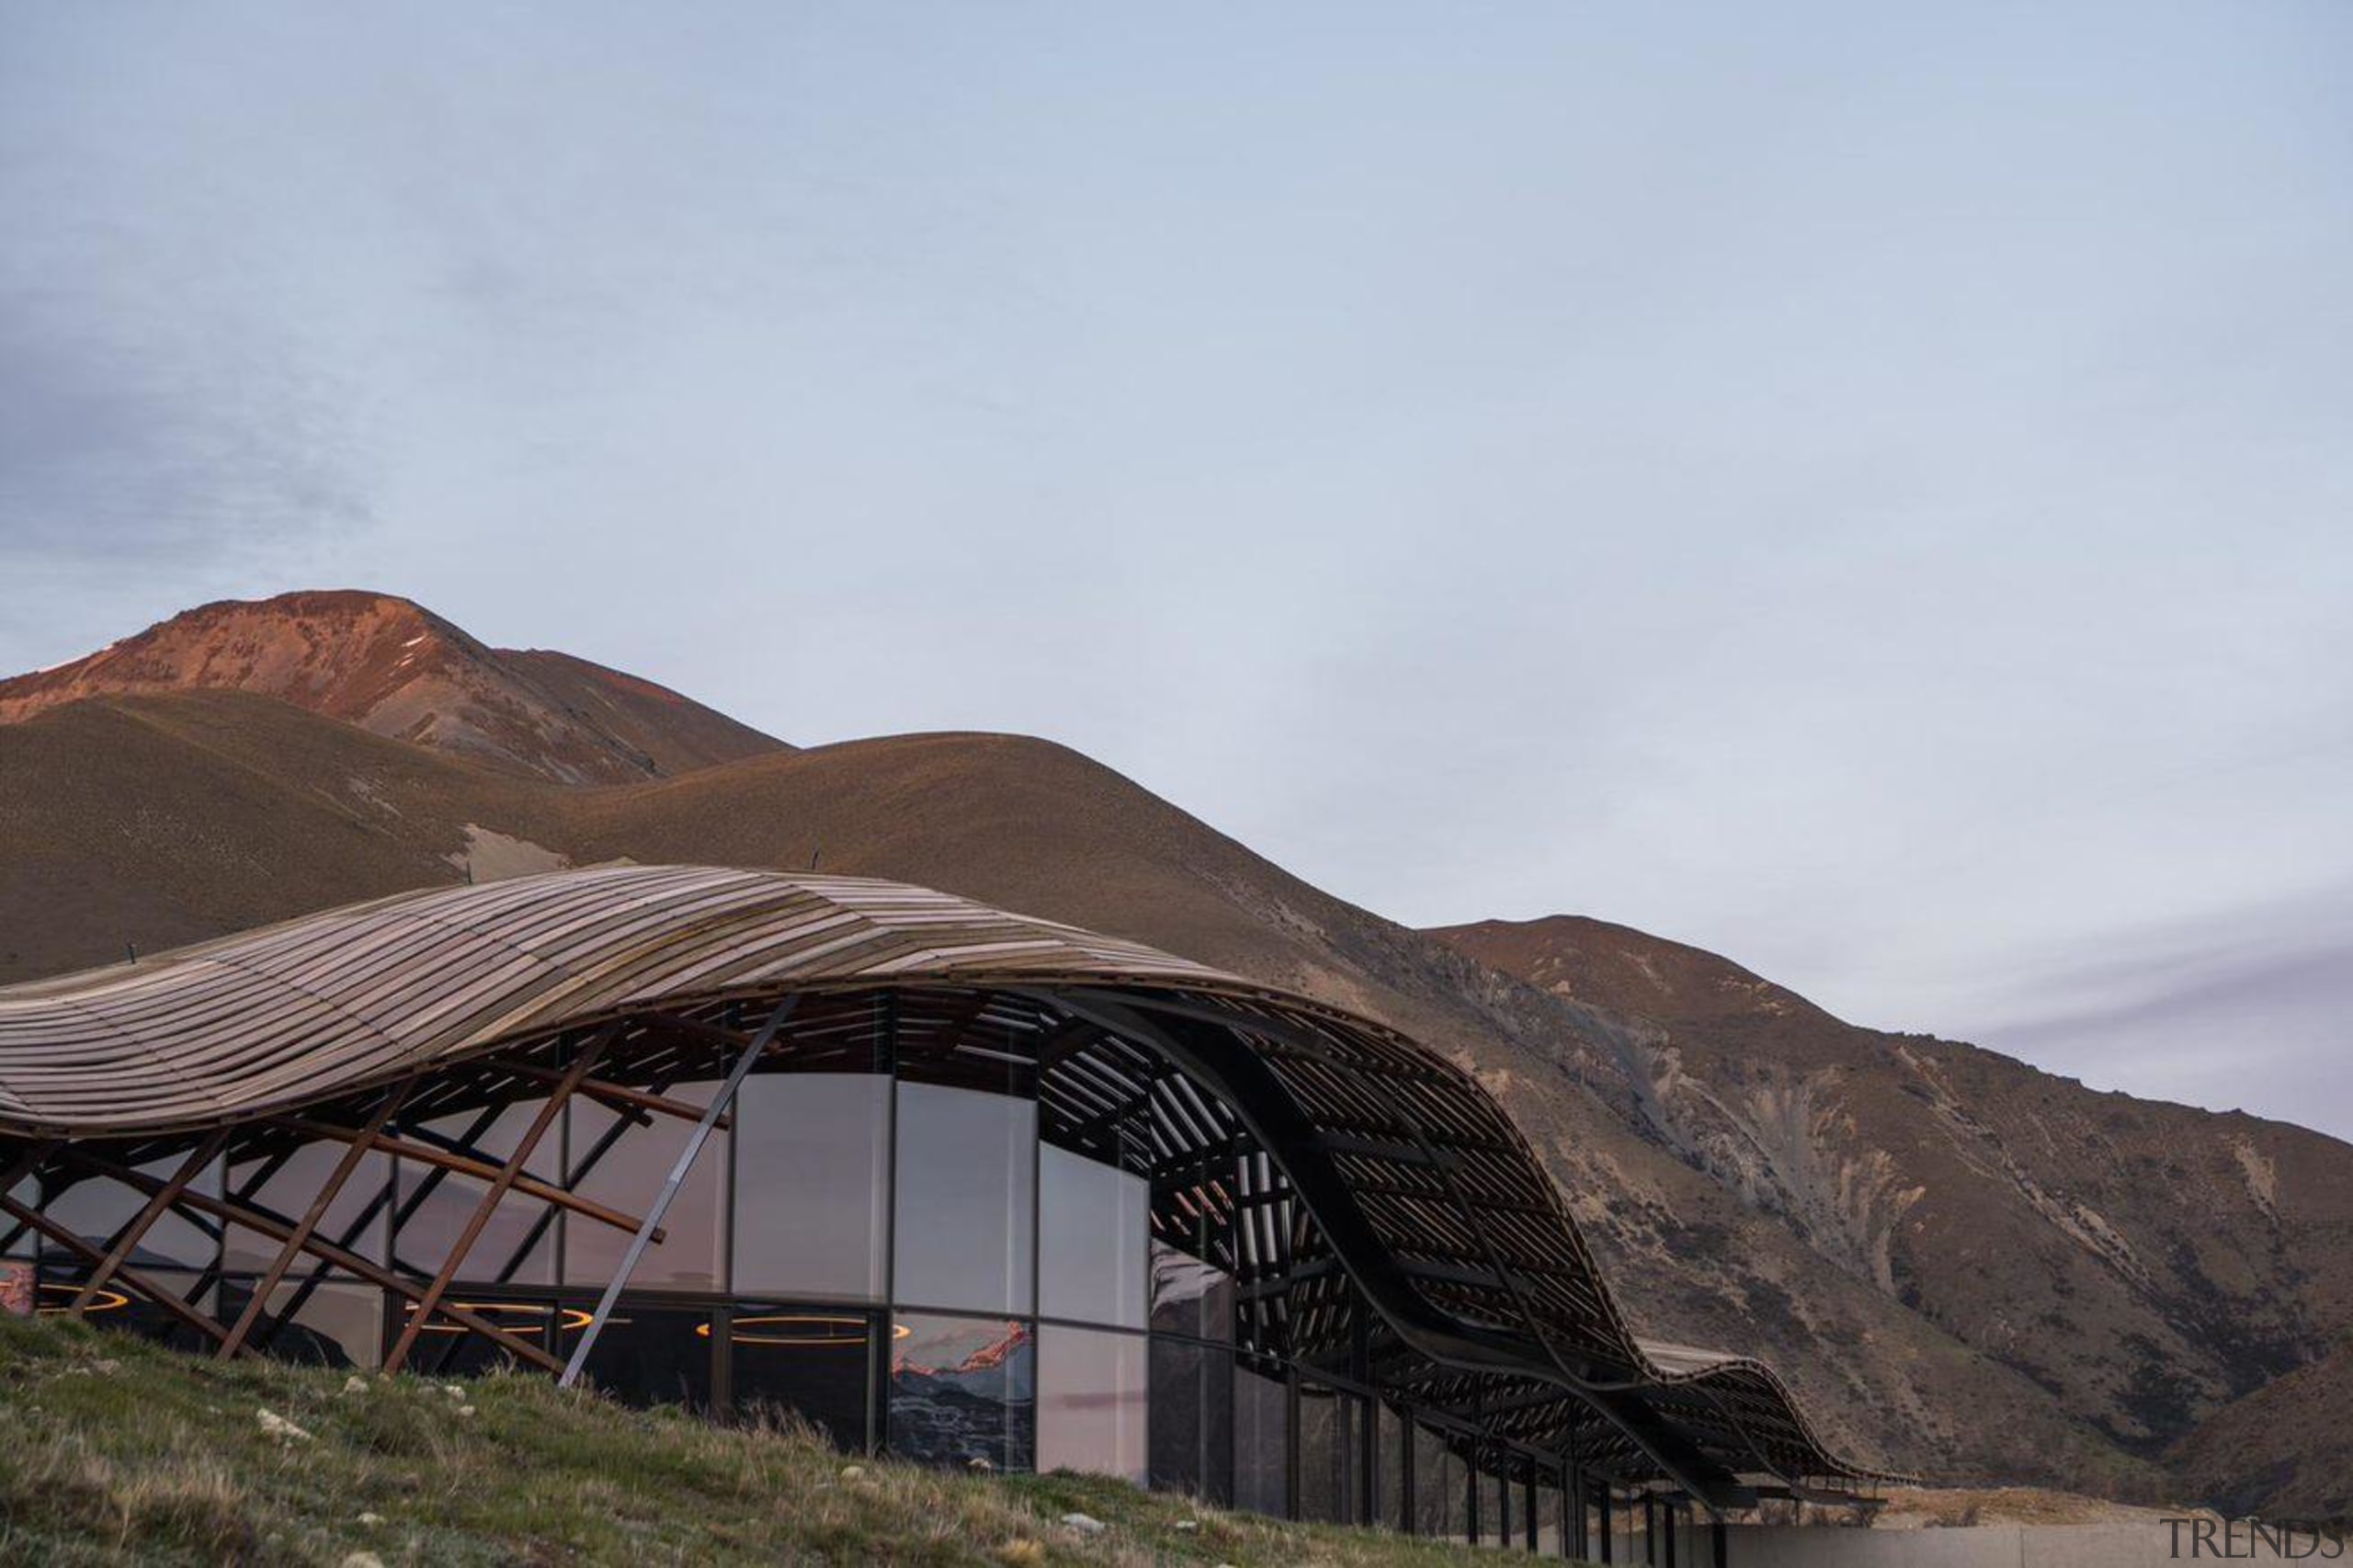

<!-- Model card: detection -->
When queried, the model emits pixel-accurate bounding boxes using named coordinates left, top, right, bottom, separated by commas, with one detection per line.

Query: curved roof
left=0, top=863, right=1893, bottom=1501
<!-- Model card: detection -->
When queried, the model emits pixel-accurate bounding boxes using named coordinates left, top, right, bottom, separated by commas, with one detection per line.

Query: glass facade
left=1036, top=1325, right=1147, bottom=1483
left=29, top=994, right=1586, bottom=1553
left=892, top=1084, right=1033, bottom=1315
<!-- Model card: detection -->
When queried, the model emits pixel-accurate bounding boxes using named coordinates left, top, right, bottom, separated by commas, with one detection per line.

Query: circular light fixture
left=34, top=1282, right=131, bottom=1315
left=696, top=1313, right=873, bottom=1347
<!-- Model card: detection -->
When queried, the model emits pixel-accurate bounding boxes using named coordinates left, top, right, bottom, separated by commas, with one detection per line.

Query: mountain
left=1428, top=916, right=2353, bottom=1516
left=3, top=594, right=2348, bottom=1513
left=2170, top=1341, right=2353, bottom=1519
left=0, top=590, right=787, bottom=784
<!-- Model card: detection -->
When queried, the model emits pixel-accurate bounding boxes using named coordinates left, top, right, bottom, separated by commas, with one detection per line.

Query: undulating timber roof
left=0, top=863, right=1895, bottom=1504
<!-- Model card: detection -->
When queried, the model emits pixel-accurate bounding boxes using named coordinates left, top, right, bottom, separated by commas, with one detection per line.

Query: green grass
left=0, top=1314, right=1526, bottom=1566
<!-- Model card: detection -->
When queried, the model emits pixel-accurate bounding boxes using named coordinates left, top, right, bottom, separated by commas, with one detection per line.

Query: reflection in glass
left=733, top=1074, right=890, bottom=1301
left=1415, top=1424, right=1467, bottom=1542
left=727, top=1303, right=875, bottom=1451
left=1233, top=1362, right=1289, bottom=1519
left=1147, top=1238, right=1233, bottom=1341
left=891, top=1312, right=1035, bottom=1471
left=568, top=1299, right=715, bottom=1409
left=395, top=1102, right=558, bottom=1285
left=59, top=1267, right=215, bottom=1353
left=1039, top=1145, right=1147, bottom=1328
left=1036, top=1326, right=1146, bottom=1483
left=1380, top=1402, right=1406, bottom=1531
left=218, top=1278, right=383, bottom=1369
left=566, top=1084, right=727, bottom=1291
left=1299, top=1382, right=1365, bottom=1525
left=1535, top=1482, right=1564, bottom=1555
left=892, top=1085, right=1034, bottom=1314
left=225, top=1144, right=387, bottom=1271
left=42, top=1159, right=222, bottom=1269
left=394, top=1296, right=558, bottom=1377
left=1148, top=1338, right=1233, bottom=1504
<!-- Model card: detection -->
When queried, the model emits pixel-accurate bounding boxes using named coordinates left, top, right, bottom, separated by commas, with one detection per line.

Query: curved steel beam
left=1038, top=986, right=1758, bottom=1510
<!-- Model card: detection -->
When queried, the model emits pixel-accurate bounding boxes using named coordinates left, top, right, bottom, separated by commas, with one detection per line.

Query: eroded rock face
left=1429, top=915, right=2353, bottom=1471
left=0, top=589, right=786, bottom=784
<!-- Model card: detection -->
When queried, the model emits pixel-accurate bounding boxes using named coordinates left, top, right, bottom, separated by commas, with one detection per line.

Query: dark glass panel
left=1147, top=1337, right=1233, bottom=1504
left=40, top=1157, right=221, bottom=1269
left=1298, top=1381, right=1365, bottom=1525
left=218, top=1278, right=386, bottom=1369
left=1379, top=1402, right=1406, bottom=1532
left=49, top=1267, right=215, bottom=1353
left=394, top=1101, right=558, bottom=1286
left=1535, top=1482, right=1563, bottom=1555
left=732, top=1074, right=889, bottom=1301
left=1480, top=1467, right=1509, bottom=1549
left=564, top=1298, right=715, bottom=1410
left=1233, top=1362, right=1289, bottom=1519
left=1415, top=1424, right=1468, bottom=1542
left=1035, top=1325, right=1146, bottom=1483
left=392, top=1294, right=555, bottom=1377
left=1039, top=1144, right=1147, bottom=1329
left=726, top=1302, right=875, bottom=1452
left=890, top=1312, right=1035, bottom=1472
left=3, top=1177, right=37, bottom=1259
left=565, top=1083, right=727, bottom=1292
left=225, top=1142, right=388, bottom=1271
left=1146, top=1237, right=1233, bottom=1341
left=891, top=1084, right=1034, bottom=1315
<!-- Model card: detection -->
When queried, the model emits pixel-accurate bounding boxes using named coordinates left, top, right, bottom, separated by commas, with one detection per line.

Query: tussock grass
left=0, top=1315, right=1513, bottom=1565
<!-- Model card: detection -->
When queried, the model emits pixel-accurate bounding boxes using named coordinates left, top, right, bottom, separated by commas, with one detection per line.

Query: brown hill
left=0, top=590, right=787, bottom=784
left=2170, top=1341, right=2353, bottom=1520
left=1428, top=917, right=2353, bottom=1491
left=0, top=687, right=2171, bottom=1496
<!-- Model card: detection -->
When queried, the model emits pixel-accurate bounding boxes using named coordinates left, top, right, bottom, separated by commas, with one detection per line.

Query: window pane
left=393, top=1297, right=554, bottom=1378
left=394, top=1102, right=558, bottom=1286
left=1148, top=1337, right=1233, bottom=1504
left=892, top=1084, right=1034, bottom=1315
left=40, top=1157, right=221, bottom=1269
left=566, top=1083, right=727, bottom=1292
left=890, top=1312, right=1035, bottom=1472
left=1147, top=1237, right=1233, bottom=1341
left=223, top=1278, right=385, bottom=1370
left=1233, top=1363, right=1289, bottom=1519
left=72, top=1268, right=216, bottom=1354
left=1415, top=1425, right=1467, bottom=1542
left=1298, top=1382, right=1363, bottom=1525
left=732, top=1074, right=889, bottom=1301
left=226, top=1142, right=388, bottom=1271
left=726, top=1304, right=875, bottom=1451
left=1379, top=1402, right=1406, bottom=1532
left=1036, top=1326, right=1146, bottom=1484
left=5, top=1177, right=40, bottom=1258
left=1535, top=1483, right=1564, bottom=1555
left=1039, top=1145, right=1146, bottom=1328
left=566, top=1299, right=715, bottom=1409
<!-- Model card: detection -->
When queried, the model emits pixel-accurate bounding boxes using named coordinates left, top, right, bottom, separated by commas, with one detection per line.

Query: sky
left=4, top=4, right=2350, bottom=1134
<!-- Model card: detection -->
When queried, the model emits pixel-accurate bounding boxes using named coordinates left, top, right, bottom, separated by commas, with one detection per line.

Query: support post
left=558, top=997, right=797, bottom=1389
left=218, top=1082, right=409, bottom=1359
left=384, top=1023, right=618, bottom=1373
left=73, top=1131, right=228, bottom=1312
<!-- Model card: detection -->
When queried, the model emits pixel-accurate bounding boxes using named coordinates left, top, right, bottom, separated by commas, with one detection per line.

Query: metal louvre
left=0, top=864, right=1897, bottom=1505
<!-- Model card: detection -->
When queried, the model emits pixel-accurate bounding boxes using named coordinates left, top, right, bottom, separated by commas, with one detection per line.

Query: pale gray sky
left=4, top=4, right=2349, bottom=1134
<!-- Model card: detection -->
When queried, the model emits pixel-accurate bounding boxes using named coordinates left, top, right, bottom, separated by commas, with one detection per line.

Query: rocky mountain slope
left=1428, top=917, right=2353, bottom=1513
left=2, top=591, right=2346, bottom=1515
left=2170, top=1341, right=2353, bottom=1520
left=0, top=590, right=787, bottom=784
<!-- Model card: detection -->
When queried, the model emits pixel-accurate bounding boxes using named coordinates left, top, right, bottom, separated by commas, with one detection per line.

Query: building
left=0, top=865, right=1893, bottom=1558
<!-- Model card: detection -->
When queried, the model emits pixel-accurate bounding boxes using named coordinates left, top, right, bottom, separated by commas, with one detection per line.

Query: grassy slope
left=0, top=1316, right=1510, bottom=1567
